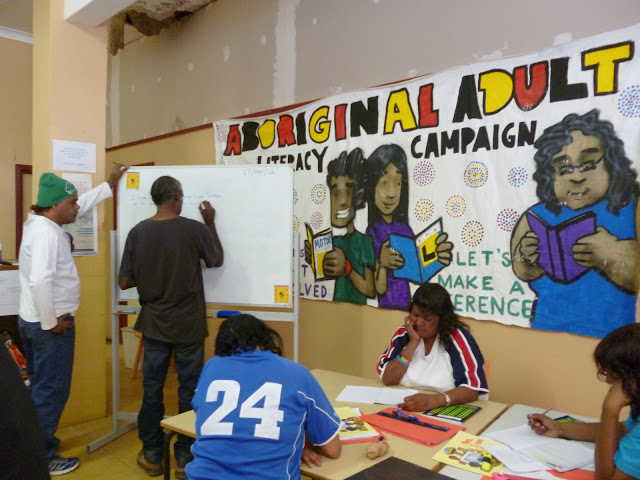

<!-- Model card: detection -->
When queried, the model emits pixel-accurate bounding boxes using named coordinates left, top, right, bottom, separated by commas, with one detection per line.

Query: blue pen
left=393, top=409, right=419, bottom=421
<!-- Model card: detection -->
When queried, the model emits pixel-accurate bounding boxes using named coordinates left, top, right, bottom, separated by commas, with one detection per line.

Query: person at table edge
left=376, top=282, right=489, bottom=412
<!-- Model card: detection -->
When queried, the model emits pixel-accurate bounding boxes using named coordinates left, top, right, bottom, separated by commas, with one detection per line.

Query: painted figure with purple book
left=511, top=110, right=640, bottom=338
left=366, top=144, right=453, bottom=311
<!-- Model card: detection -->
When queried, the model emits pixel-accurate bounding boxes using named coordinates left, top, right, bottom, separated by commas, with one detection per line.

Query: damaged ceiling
left=109, top=0, right=216, bottom=55
left=0, top=0, right=216, bottom=54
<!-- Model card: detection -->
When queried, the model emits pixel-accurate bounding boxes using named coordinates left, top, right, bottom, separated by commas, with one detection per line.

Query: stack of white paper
left=485, top=424, right=594, bottom=472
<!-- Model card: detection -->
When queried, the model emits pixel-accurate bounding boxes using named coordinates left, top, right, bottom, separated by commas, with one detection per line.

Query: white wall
left=108, top=0, right=640, bottom=146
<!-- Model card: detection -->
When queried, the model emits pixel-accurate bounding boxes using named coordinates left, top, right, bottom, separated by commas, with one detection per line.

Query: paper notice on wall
left=53, top=139, right=96, bottom=173
left=62, top=173, right=98, bottom=256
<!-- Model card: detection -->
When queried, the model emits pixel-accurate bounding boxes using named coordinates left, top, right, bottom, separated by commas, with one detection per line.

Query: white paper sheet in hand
left=375, top=387, right=418, bottom=405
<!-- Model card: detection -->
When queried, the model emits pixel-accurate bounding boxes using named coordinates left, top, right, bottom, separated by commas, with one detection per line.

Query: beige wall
left=108, top=0, right=640, bottom=146
left=31, top=0, right=110, bottom=427
left=0, top=36, right=32, bottom=261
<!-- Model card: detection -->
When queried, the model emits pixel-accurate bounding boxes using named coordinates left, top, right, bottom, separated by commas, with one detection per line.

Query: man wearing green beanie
left=18, top=163, right=128, bottom=476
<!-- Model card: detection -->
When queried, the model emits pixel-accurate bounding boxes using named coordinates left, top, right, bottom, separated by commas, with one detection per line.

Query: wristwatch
left=442, top=392, right=451, bottom=406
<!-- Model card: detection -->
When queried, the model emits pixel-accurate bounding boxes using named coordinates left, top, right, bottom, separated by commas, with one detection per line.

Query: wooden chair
left=131, top=332, right=174, bottom=379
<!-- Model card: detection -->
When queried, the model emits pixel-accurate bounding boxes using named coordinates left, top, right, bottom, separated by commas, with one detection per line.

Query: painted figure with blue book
left=366, top=145, right=453, bottom=311
left=511, top=110, right=640, bottom=338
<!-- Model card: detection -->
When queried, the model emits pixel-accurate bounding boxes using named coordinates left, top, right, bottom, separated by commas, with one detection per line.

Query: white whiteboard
left=116, top=165, right=294, bottom=307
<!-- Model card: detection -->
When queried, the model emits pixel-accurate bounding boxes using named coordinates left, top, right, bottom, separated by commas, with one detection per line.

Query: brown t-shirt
left=119, top=217, right=221, bottom=343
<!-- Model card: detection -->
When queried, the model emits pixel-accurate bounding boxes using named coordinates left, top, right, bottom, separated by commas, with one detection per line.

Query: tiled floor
left=54, top=341, right=182, bottom=479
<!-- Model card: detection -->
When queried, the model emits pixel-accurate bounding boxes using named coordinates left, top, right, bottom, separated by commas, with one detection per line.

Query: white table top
left=161, top=368, right=508, bottom=480
left=439, top=404, right=597, bottom=480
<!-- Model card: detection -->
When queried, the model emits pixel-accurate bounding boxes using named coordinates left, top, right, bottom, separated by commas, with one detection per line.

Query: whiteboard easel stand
left=87, top=233, right=300, bottom=452
left=87, top=231, right=138, bottom=452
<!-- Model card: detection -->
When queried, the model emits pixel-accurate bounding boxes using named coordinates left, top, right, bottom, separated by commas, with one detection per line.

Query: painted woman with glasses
left=376, top=283, right=488, bottom=412
left=511, top=109, right=640, bottom=338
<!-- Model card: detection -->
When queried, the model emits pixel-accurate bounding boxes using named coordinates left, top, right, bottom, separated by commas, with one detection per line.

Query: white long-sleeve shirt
left=18, top=182, right=113, bottom=330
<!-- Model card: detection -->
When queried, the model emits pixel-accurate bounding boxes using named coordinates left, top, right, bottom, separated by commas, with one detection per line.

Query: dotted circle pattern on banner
left=446, top=195, right=466, bottom=218
left=309, top=212, right=323, bottom=230
left=413, top=161, right=436, bottom=186
left=293, top=215, right=300, bottom=233
left=464, top=162, right=489, bottom=188
left=462, top=220, right=484, bottom=247
left=507, top=166, right=528, bottom=188
left=311, top=184, right=326, bottom=204
left=497, top=208, right=519, bottom=232
left=619, top=85, right=640, bottom=118
left=293, top=189, right=298, bottom=205
left=414, top=198, right=434, bottom=222
left=215, top=124, right=229, bottom=143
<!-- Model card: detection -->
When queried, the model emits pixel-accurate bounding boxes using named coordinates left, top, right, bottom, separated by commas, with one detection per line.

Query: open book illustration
left=525, top=210, right=596, bottom=283
left=390, top=217, right=444, bottom=284
left=305, top=223, right=333, bottom=281
left=432, top=431, right=503, bottom=474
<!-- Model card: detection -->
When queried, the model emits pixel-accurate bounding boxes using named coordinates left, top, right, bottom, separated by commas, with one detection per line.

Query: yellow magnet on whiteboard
left=126, top=172, right=140, bottom=189
left=274, top=285, right=290, bottom=304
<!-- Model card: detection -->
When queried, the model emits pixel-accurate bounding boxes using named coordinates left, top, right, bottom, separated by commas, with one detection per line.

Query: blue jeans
left=138, top=337, right=204, bottom=466
left=19, top=316, right=75, bottom=460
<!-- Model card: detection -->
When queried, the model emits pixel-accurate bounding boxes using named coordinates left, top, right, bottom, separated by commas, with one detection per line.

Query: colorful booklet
left=525, top=210, right=596, bottom=283
left=305, top=223, right=333, bottom=281
left=424, top=404, right=482, bottom=423
left=335, top=407, right=380, bottom=442
left=554, top=415, right=584, bottom=424
left=390, top=217, right=445, bottom=284
left=432, top=431, right=503, bottom=474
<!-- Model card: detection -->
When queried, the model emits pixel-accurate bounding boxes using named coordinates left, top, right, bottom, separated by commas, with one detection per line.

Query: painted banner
left=214, top=24, right=640, bottom=338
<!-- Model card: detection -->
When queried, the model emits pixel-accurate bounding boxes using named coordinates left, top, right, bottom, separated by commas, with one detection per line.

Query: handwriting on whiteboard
left=243, top=167, right=276, bottom=176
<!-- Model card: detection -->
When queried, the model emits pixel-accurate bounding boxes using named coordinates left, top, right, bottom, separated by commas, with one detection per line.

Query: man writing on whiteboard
left=118, top=176, right=223, bottom=478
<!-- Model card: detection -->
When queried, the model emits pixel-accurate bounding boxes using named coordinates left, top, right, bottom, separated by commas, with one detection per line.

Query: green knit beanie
left=36, top=173, right=78, bottom=208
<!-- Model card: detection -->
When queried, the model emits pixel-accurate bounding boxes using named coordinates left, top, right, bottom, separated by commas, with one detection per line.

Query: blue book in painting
left=525, top=210, right=596, bottom=284
left=390, top=218, right=444, bottom=285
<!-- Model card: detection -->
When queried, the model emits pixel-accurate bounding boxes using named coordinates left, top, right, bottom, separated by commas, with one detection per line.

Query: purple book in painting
left=525, top=210, right=596, bottom=283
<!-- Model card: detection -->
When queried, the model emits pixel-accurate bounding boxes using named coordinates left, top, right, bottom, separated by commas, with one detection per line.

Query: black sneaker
left=48, top=456, right=80, bottom=476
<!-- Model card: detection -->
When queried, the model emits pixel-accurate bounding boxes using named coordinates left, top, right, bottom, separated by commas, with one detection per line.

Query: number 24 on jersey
left=200, top=379, right=285, bottom=440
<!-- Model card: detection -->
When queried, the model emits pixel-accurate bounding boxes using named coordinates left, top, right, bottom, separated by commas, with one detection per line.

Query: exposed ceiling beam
left=0, top=26, right=32, bottom=43
left=64, top=0, right=137, bottom=27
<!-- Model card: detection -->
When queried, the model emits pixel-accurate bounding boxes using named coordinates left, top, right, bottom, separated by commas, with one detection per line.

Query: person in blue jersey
left=377, top=283, right=488, bottom=412
left=511, top=109, right=640, bottom=338
left=528, top=323, right=640, bottom=480
left=187, top=314, right=341, bottom=480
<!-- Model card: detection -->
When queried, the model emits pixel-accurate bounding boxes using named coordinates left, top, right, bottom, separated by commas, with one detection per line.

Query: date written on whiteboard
left=243, top=167, right=276, bottom=176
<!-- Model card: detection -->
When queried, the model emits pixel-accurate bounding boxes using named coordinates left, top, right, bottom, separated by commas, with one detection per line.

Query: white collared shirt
left=399, top=335, right=457, bottom=392
left=18, top=182, right=113, bottom=330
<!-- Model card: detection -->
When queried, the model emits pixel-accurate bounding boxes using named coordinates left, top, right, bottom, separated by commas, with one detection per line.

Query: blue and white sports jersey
left=186, top=349, right=340, bottom=480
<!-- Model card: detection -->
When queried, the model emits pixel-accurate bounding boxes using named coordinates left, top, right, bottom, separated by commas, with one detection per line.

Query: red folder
left=361, top=407, right=464, bottom=446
